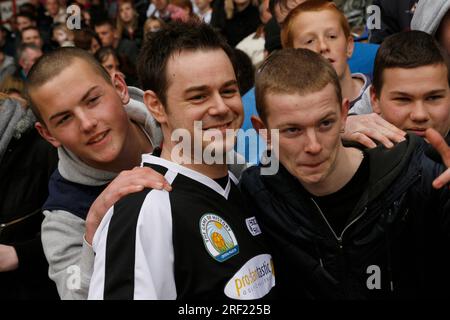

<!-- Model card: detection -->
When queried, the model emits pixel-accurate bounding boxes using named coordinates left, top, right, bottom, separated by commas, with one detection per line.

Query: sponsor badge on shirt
left=199, top=214, right=239, bottom=262
left=224, top=254, right=276, bottom=300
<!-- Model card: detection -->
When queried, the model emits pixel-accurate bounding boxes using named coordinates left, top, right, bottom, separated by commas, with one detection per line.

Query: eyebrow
left=48, top=86, right=99, bottom=122
left=49, top=110, right=69, bottom=122
left=277, top=111, right=337, bottom=128
left=298, top=30, right=316, bottom=38
left=425, top=89, right=447, bottom=95
left=319, top=111, right=338, bottom=120
left=300, top=27, right=337, bottom=36
left=80, top=86, right=100, bottom=102
left=390, top=89, right=447, bottom=96
left=184, top=80, right=238, bottom=94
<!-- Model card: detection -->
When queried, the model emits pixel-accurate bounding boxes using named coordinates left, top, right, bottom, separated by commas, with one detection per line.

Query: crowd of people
left=1, top=0, right=450, bottom=300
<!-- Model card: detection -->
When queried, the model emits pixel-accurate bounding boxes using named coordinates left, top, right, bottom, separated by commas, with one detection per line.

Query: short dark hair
left=26, top=47, right=112, bottom=124
left=18, top=3, right=37, bottom=17
left=93, top=18, right=115, bottom=30
left=16, top=12, right=36, bottom=22
left=137, top=21, right=236, bottom=108
left=73, top=28, right=101, bottom=51
left=21, top=26, right=40, bottom=36
left=233, top=49, right=255, bottom=96
left=95, top=46, right=118, bottom=64
left=373, top=30, right=450, bottom=97
left=255, top=48, right=342, bottom=122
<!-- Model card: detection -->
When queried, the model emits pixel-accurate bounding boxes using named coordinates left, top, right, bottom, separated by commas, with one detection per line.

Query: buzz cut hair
left=255, top=48, right=342, bottom=122
left=26, top=47, right=112, bottom=124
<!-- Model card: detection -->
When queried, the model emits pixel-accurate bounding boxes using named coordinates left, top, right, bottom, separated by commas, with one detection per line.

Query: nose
left=318, top=37, right=330, bottom=55
left=208, top=92, right=230, bottom=117
left=410, top=101, right=430, bottom=123
left=304, top=129, right=322, bottom=154
left=78, top=110, right=98, bottom=133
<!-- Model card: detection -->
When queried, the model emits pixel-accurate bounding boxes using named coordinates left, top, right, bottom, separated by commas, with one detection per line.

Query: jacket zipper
left=311, top=199, right=368, bottom=297
left=310, top=198, right=368, bottom=248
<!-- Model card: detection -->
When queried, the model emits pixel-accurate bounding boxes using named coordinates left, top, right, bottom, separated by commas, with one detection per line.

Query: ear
left=112, top=72, right=130, bottom=105
left=340, top=98, right=350, bottom=131
left=346, top=35, right=354, bottom=59
left=251, top=115, right=269, bottom=142
left=370, top=85, right=381, bottom=114
left=143, top=90, right=167, bottom=124
left=35, top=122, right=61, bottom=148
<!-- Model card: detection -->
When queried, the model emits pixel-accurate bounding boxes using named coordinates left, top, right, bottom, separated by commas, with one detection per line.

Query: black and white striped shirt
left=88, top=154, right=276, bottom=300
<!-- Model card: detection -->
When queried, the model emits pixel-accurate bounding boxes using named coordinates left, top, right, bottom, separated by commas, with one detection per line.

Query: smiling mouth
left=202, top=121, right=232, bottom=131
left=87, top=130, right=109, bottom=145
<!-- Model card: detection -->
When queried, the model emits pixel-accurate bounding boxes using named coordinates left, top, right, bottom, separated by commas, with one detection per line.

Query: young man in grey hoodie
left=26, top=47, right=169, bottom=299
left=411, top=0, right=450, bottom=56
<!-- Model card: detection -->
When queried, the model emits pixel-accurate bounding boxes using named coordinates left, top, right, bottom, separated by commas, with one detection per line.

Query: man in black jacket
left=241, top=48, right=450, bottom=299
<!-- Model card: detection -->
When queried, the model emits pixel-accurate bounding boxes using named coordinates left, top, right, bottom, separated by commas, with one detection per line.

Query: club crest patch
left=199, top=214, right=239, bottom=262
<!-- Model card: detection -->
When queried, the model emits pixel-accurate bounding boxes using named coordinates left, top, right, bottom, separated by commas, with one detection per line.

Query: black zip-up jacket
left=240, top=134, right=450, bottom=299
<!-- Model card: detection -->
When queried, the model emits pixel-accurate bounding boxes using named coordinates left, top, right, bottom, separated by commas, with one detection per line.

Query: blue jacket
left=240, top=134, right=450, bottom=299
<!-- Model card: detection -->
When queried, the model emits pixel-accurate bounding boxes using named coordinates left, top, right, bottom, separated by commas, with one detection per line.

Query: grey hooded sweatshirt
left=41, top=87, right=162, bottom=300
left=411, top=0, right=450, bottom=35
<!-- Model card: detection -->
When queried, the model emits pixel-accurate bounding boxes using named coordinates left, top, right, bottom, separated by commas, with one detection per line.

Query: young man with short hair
left=21, top=27, right=44, bottom=50
left=26, top=47, right=167, bottom=299
left=241, top=48, right=450, bottom=299
left=88, top=22, right=276, bottom=300
left=371, top=30, right=450, bottom=138
left=15, top=13, right=37, bottom=32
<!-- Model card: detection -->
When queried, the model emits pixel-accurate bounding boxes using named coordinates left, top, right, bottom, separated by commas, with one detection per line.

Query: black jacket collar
left=257, top=134, right=425, bottom=205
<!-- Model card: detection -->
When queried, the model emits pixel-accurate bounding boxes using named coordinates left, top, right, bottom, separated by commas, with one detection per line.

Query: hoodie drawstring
left=384, top=208, right=395, bottom=292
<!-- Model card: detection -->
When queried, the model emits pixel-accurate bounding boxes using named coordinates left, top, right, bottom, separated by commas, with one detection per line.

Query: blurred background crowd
left=0, top=0, right=418, bottom=99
